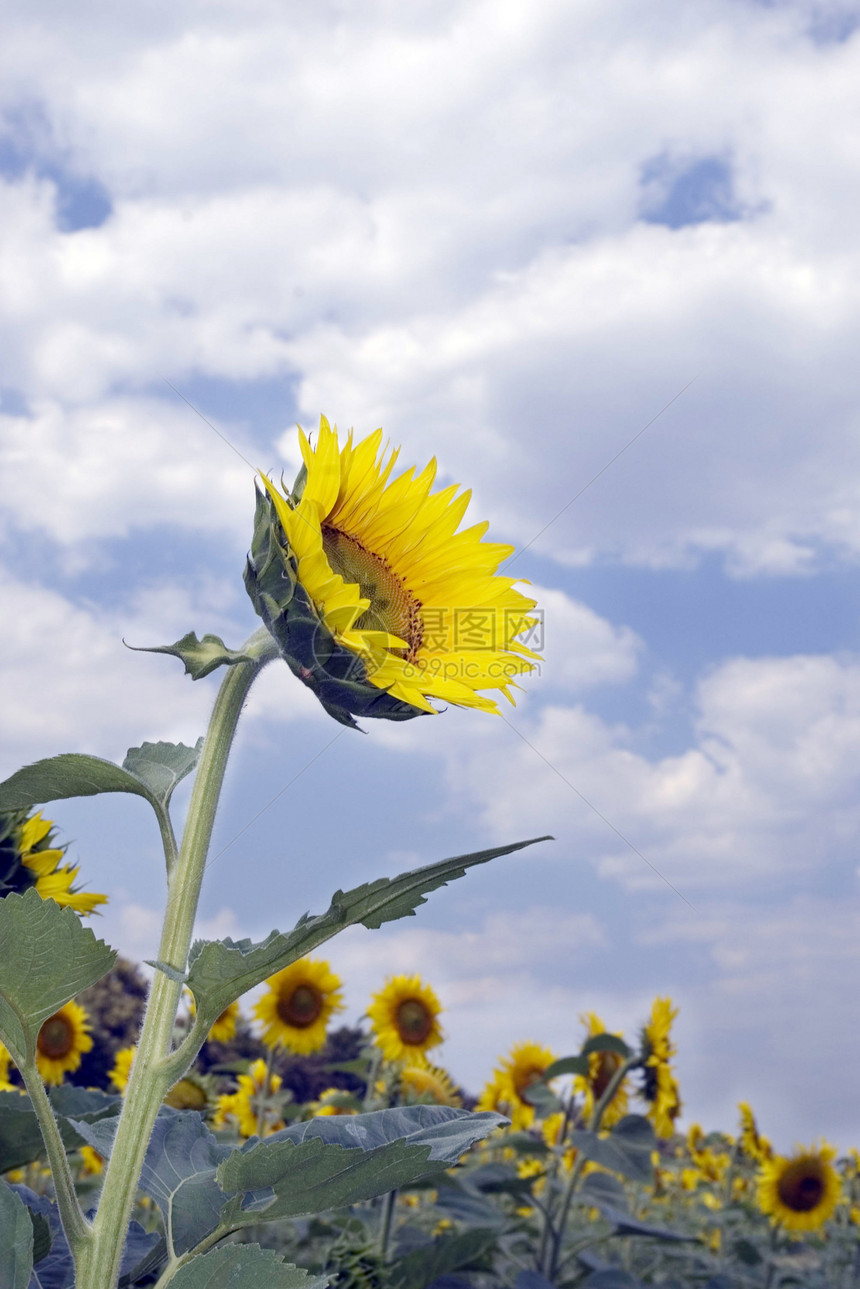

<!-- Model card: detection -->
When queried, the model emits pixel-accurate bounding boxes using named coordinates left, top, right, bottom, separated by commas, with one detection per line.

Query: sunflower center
left=38, top=1015, right=74, bottom=1060
left=278, top=984, right=324, bottom=1029
left=778, top=1160, right=826, bottom=1212
left=395, top=999, right=434, bottom=1045
left=513, top=1064, right=546, bottom=1099
left=321, top=525, right=423, bottom=659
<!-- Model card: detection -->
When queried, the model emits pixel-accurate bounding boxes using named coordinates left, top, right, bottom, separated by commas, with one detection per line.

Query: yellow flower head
left=738, top=1101, right=772, bottom=1164
left=757, top=1142, right=841, bottom=1233
left=399, top=1063, right=462, bottom=1108
left=207, top=1000, right=240, bottom=1044
left=109, top=1045, right=136, bottom=1094
left=35, top=1000, right=93, bottom=1085
left=0, top=809, right=107, bottom=916
left=213, top=1058, right=284, bottom=1138
left=245, top=417, right=541, bottom=726
left=368, top=974, right=444, bottom=1063
left=638, top=997, right=680, bottom=1138
left=0, top=1041, right=15, bottom=1091
left=492, top=1040, right=558, bottom=1130
left=311, top=1087, right=360, bottom=1116
left=79, top=1145, right=104, bottom=1176
left=254, top=957, right=344, bottom=1054
left=575, top=1012, right=629, bottom=1128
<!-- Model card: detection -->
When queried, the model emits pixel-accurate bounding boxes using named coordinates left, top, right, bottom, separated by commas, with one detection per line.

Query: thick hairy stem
left=75, top=629, right=277, bottom=1289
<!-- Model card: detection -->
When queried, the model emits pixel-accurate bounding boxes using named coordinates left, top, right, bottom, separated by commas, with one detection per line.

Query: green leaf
left=543, top=1055, right=589, bottom=1079
left=0, top=1182, right=33, bottom=1289
left=187, top=837, right=550, bottom=1020
left=0, top=753, right=155, bottom=813
left=168, top=1245, right=328, bottom=1289
left=127, top=632, right=256, bottom=681
left=599, top=1206, right=694, bottom=1242
left=569, top=1115, right=656, bottom=1185
left=0, top=890, right=116, bottom=1060
left=0, top=1088, right=120, bottom=1173
left=121, top=740, right=204, bottom=808
left=389, top=1228, right=497, bottom=1289
left=581, top=1034, right=631, bottom=1060
left=218, top=1107, right=506, bottom=1225
left=581, top=1272, right=644, bottom=1289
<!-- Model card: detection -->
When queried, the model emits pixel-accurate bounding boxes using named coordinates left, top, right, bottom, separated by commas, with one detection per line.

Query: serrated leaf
left=0, top=1182, right=33, bottom=1289
left=145, top=960, right=189, bottom=984
left=0, top=890, right=116, bottom=1059
left=122, top=740, right=204, bottom=808
left=581, top=1034, right=631, bottom=1060
left=168, top=1245, right=328, bottom=1289
left=0, top=753, right=155, bottom=813
left=389, top=1228, right=497, bottom=1289
left=187, top=838, right=550, bottom=1020
left=218, top=1107, right=506, bottom=1225
left=568, top=1115, right=656, bottom=1185
left=128, top=632, right=255, bottom=681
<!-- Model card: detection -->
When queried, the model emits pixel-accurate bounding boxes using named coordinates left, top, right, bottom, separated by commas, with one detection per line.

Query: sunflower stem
left=18, top=1061, right=92, bottom=1252
left=378, top=1186, right=397, bottom=1260
left=545, top=1055, right=639, bottom=1280
left=75, top=628, right=277, bottom=1289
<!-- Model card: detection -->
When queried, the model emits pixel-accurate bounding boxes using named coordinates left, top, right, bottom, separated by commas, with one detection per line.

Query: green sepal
left=187, top=836, right=550, bottom=1023
left=126, top=632, right=256, bottom=681
left=0, top=889, right=116, bottom=1061
left=244, top=486, right=425, bottom=728
left=168, top=1245, right=328, bottom=1289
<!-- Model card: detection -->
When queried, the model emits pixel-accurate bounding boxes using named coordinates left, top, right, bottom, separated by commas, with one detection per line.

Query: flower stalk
left=74, top=627, right=277, bottom=1289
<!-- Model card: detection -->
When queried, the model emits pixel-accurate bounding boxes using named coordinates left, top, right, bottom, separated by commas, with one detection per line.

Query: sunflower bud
left=244, top=485, right=427, bottom=728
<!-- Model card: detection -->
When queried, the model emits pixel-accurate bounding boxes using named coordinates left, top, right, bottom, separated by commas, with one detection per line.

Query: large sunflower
left=575, top=1012, right=629, bottom=1128
left=254, top=957, right=344, bottom=1054
left=0, top=809, right=107, bottom=915
left=757, top=1142, right=841, bottom=1233
left=368, top=974, right=445, bottom=1064
left=35, top=1000, right=93, bottom=1085
left=245, top=417, right=541, bottom=725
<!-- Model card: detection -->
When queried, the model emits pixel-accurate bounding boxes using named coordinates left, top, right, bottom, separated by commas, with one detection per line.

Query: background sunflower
left=367, top=974, right=445, bottom=1064
left=35, top=999, right=93, bottom=1085
left=254, top=957, right=345, bottom=1055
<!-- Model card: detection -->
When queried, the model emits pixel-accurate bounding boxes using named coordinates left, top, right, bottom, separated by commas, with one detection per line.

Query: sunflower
left=213, top=1058, right=284, bottom=1138
left=399, top=1063, right=462, bottom=1108
left=254, top=957, right=344, bottom=1054
left=0, top=1041, right=15, bottom=1092
left=245, top=417, right=541, bottom=726
left=492, top=1040, right=558, bottom=1130
left=368, top=975, right=444, bottom=1063
left=311, top=1087, right=360, bottom=1116
left=79, top=1146, right=104, bottom=1176
left=738, top=1101, right=772, bottom=1164
left=109, top=1045, right=136, bottom=1094
left=207, top=1000, right=240, bottom=1044
left=638, top=997, right=681, bottom=1138
left=0, top=809, right=106, bottom=916
left=757, top=1142, right=842, bottom=1233
left=35, top=1000, right=93, bottom=1085
left=575, top=1012, right=629, bottom=1128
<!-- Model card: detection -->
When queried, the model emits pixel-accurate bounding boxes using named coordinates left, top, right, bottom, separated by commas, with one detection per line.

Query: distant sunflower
left=213, top=1058, right=284, bottom=1138
left=246, top=416, right=541, bottom=725
left=368, top=975, right=444, bottom=1063
left=575, top=1012, right=629, bottom=1127
left=255, top=957, right=344, bottom=1054
left=399, top=1063, right=462, bottom=1108
left=495, top=1040, right=558, bottom=1130
left=109, top=1046, right=136, bottom=1094
left=0, top=1041, right=15, bottom=1092
left=638, top=996, right=681, bottom=1138
left=738, top=1101, right=772, bottom=1164
left=0, top=809, right=106, bottom=916
left=311, top=1087, right=360, bottom=1116
left=207, top=1000, right=240, bottom=1044
left=35, top=1000, right=93, bottom=1085
left=758, top=1143, right=841, bottom=1233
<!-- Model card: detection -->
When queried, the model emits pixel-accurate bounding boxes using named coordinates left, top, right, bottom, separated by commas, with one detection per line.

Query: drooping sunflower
left=637, top=996, right=681, bottom=1138
left=493, top=1040, right=558, bottom=1130
left=0, top=809, right=106, bottom=916
left=245, top=417, right=541, bottom=726
left=254, top=957, right=345, bottom=1054
left=367, top=975, right=444, bottom=1064
left=575, top=1012, right=629, bottom=1128
left=399, top=1063, right=462, bottom=1108
left=757, top=1142, right=842, bottom=1233
left=35, top=1000, right=93, bottom=1085
left=738, top=1101, right=772, bottom=1164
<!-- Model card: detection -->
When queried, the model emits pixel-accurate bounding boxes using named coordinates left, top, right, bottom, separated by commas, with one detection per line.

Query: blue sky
left=2, top=0, right=860, bottom=1149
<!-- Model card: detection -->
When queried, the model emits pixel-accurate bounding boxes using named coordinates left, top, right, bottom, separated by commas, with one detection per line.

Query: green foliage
left=186, top=838, right=549, bottom=1024
left=388, top=1227, right=497, bottom=1289
left=0, top=889, right=116, bottom=1061
left=168, top=1245, right=328, bottom=1289
left=0, top=753, right=155, bottom=813
left=121, top=740, right=204, bottom=809
left=569, top=1115, right=656, bottom=1185
left=126, top=632, right=257, bottom=681
left=0, top=1182, right=33, bottom=1289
